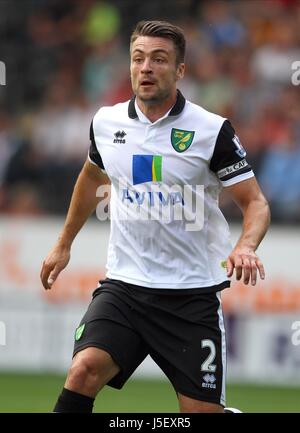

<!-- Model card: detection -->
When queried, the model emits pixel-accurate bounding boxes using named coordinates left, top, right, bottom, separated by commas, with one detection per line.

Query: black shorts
left=73, top=278, right=227, bottom=406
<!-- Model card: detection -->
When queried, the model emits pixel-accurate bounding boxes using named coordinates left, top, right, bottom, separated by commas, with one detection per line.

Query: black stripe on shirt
left=88, top=120, right=104, bottom=169
left=210, top=120, right=252, bottom=181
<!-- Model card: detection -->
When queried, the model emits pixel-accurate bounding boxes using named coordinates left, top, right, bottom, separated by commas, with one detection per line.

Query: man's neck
left=136, top=91, right=177, bottom=123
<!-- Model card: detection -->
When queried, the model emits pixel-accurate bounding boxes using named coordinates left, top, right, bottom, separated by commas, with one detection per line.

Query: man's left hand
left=226, top=247, right=265, bottom=285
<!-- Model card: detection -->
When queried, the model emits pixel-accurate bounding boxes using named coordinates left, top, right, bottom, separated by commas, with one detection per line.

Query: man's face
left=130, top=36, right=185, bottom=103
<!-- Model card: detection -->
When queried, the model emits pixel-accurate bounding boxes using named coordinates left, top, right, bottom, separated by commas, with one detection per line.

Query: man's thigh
left=134, top=290, right=226, bottom=407
left=73, top=282, right=149, bottom=389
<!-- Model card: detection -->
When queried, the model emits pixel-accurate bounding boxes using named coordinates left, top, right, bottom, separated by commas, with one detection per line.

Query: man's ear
left=176, top=63, right=185, bottom=80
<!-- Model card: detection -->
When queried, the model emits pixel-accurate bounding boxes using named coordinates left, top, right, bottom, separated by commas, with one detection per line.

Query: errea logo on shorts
left=202, top=373, right=216, bottom=389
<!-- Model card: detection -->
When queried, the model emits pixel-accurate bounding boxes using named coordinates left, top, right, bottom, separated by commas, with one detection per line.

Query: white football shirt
left=89, top=91, right=254, bottom=290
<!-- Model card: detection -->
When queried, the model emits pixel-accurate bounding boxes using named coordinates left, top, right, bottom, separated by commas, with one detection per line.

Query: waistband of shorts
left=99, top=278, right=230, bottom=296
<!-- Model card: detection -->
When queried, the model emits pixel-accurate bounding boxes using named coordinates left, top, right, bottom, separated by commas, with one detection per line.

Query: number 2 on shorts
left=201, top=339, right=216, bottom=372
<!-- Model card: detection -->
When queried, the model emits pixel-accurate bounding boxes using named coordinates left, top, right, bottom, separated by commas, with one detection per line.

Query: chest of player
left=97, top=119, right=216, bottom=188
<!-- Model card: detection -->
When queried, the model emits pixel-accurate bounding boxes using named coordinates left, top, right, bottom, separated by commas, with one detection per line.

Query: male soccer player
left=40, top=20, right=270, bottom=413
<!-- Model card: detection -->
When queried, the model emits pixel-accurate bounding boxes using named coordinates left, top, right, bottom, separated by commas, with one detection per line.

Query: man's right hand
left=40, top=244, right=71, bottom=290
left=40, top=159, right=107, bottom=291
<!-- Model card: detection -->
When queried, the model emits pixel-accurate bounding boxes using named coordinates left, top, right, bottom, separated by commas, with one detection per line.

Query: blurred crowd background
left=0, top=0, right=300, bottom=222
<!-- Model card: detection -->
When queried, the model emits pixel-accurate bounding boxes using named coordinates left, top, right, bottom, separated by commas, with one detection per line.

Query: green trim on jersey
left=152, top=155, right=162, bottom=182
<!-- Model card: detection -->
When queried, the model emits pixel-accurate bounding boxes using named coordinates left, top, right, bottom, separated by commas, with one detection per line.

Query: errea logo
left=114, top=130, right=126, bottom=144
left=202, top=373, right=216, bottom=389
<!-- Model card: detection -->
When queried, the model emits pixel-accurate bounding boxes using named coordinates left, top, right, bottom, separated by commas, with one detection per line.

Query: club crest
left=171, top=128, right=195, bottom=152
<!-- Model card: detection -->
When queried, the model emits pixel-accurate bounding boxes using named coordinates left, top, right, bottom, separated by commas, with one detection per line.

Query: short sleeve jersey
left=89, top=91, right=254, bottom=290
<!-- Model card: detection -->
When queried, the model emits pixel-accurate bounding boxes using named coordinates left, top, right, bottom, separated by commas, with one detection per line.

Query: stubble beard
left=136, top=86, right=171, bottom=105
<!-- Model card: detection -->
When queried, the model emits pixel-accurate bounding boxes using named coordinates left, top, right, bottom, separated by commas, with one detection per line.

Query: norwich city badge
left=75, top=323, right=85, bottom=341
left=171, top=128, right=195, bottom=153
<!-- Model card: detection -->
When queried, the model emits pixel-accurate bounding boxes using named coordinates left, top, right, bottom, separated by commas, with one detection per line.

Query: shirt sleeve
left=209, top=119, right=254, bottom=187
left=88, top=119, right=105, bottom=170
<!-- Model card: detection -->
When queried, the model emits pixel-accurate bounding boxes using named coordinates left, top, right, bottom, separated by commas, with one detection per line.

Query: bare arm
left=225, top=177, right=271, bottom=285
left=40, top=159, right=108, bottom=290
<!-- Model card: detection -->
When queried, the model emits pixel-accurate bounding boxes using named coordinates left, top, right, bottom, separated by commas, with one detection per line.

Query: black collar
left=128, top=90, right=186, bottom=119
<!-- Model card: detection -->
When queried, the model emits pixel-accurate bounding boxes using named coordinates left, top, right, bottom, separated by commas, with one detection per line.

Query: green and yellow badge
left=75, top=323, right=85, bottom=341
left=171, top=128, right=195, bottom=153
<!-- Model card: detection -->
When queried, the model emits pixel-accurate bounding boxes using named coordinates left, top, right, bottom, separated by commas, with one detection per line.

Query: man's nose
left=141, top=58, right=152, bottom=73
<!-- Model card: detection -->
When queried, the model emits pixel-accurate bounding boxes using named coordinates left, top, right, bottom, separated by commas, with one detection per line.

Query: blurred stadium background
left=0, top=0, right=300, bottom=413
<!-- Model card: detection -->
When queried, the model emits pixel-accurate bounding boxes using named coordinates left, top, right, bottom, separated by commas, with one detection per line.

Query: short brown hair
left=130, top=20, right=186, bottom=65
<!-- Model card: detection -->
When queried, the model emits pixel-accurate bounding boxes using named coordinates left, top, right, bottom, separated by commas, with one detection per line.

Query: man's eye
left=133, top=58, right=143, bottom=63
left=154, top=58, right=165, bottom=63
